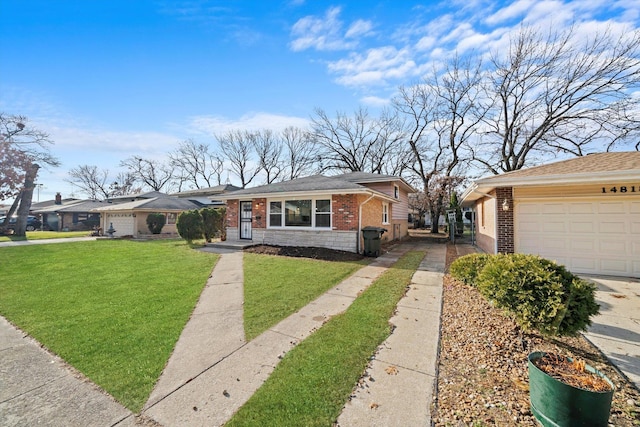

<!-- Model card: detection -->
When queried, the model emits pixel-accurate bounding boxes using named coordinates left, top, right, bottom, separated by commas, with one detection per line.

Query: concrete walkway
left=337, top=243, right=446, bottom=426
left=143, top=244, right=444, bottom=426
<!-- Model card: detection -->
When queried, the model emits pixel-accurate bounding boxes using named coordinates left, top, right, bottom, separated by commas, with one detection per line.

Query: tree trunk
left=13, top=163, right=39, bottom=237
left=429, top=207, right=439, bottom=234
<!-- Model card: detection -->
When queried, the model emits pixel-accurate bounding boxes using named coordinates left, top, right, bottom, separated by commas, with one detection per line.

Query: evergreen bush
left=146, top=212, right=166, bottom=234
left=449, top=253, right=491, bottom=285
left=176, top=210, right=204, bottom=243
left=475, top=253, right=599, bottom=336
left=200, top=208, right=221, bottom=243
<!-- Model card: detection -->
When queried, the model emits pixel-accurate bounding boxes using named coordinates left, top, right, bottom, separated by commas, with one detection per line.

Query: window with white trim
left=315, top=199, right=331, bottom=228
left=382, top=202, right=389, bottom=224
left=167, top=213, right=177, bottom=225
left=394, top=185, right=399, bottom=199
left=269, top=201, right=282, bottom=226
left=268, top=198, right=331, bottom=228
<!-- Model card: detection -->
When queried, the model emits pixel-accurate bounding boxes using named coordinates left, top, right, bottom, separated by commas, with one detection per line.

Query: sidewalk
left=0, top=236, right=97, bottom=247
left=0, top=316, right=135, bottom=427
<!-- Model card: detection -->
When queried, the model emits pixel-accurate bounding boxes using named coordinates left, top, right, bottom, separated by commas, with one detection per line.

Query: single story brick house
left=217, top=172, right=416, bottom=253
left=92, top=195, right=201, bottom=238
left=461, top=152, right=640, bottom=277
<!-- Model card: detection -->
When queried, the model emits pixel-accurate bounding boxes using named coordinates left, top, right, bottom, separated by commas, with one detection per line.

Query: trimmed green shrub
left=200, top=208, right=221, bottom=243
left=449, top=253, right=491, bottom=285
left=475, top=254, right=599, bottom=337
left=176, top=210, right=204, bottom=243
left=146, top=212, right=166, bottom=234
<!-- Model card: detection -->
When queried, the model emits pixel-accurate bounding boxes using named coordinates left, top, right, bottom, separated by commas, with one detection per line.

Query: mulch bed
left=243, top=244, right=365, bottom=262
left=432, top=243, right=639, bottom=426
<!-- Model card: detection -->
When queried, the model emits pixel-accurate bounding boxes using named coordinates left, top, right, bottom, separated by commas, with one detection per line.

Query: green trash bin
left=362, top=226, right=387, bottom=256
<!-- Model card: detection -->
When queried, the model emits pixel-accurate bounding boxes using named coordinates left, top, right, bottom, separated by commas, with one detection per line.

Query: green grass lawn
left=243, top=253, right=367, bottom=340
left=0, top=230, right=90, bottom=242
left=0, top=240, right=218, bottom=412
left=227, top=251, right=425, bottom=427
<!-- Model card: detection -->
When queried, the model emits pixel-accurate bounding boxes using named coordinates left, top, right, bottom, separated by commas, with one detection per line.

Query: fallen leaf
left=385, top=365, right=399, bottom=375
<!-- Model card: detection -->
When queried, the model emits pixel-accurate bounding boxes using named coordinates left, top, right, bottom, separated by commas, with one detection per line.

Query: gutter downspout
left=357, top=192, right=376, bottom=254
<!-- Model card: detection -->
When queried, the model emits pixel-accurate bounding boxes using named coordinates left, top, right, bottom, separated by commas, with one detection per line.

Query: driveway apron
left=582, top=275, right=640, bottom=390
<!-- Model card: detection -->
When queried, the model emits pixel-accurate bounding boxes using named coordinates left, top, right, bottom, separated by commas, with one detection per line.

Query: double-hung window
left=382, top=202, right=389, bottom=224
left=315, top=199, right=331, bottom=228
left=269, top=201, right=282, bottom=226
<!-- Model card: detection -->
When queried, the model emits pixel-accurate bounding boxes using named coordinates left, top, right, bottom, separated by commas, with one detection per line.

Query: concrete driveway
left=582, top=275, right=640, bottom=390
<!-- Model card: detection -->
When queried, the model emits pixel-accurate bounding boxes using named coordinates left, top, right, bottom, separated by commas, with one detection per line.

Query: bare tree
left=310, top=107, right=406, bottom=173
left=168, top=139, right=225, bottom=189
left=476, top=25, right=640, bottom=174
left=0, top=113, right=59, bottom=236
left=108, top=172, right=140, bottom=196
left=216, top=130, right=260, bottom=188
left=252, top=129, right=284, bottom=184
left=66, top=165, right=112, bottom=200
left=394, top=55, right=484, bottom=233
left=281, top=126, right=318, bottom=180
left=120, top=156, right=174, bottom=192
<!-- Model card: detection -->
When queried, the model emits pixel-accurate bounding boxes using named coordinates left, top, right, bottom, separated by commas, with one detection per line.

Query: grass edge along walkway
left=225, top=250, right=425, bottom=427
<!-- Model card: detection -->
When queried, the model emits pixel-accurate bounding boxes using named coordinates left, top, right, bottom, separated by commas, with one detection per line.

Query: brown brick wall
left=332, top=194, right=359, bottom=231
left=226, top=200, right=238, bottom=229
left=496, top=187, right=514, bottom=254
left=253, top=198, right=266, bottom=229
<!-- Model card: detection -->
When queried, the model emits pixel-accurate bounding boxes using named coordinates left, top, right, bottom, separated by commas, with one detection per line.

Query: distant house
left=30, top=193, right=96, bottom=231
left=461, top=152, right=640, bottom=278
left=171, top=184, right=241, bottom=207
left=92, top=192, right=202, bottom=238
left=217, top=172, right=416, bottom=253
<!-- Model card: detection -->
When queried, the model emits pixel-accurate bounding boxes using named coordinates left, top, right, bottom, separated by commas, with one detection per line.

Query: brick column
left=496, top=187, right=514, bottom=254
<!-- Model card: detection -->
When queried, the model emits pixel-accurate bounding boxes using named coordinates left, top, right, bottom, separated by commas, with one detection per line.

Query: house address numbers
left=601, top=186, right=637, bottom=194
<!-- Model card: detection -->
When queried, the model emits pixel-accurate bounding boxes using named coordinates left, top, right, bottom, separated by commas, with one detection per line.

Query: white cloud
left=187, top=112, right=310, bottom=136
left=346, top=19, right=374, bottom=38
left=415, top=36, right=436, bottom=51
left=360, top=95, right=391, bottom=107
left=289, top=6, right=372, bottom=51
left=328, top=46, right=419, bottom=87
left=486, top=0, right=535, bottom=25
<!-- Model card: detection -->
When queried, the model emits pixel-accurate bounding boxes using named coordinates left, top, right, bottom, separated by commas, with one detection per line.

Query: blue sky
left=1, top=0, right=638, bottom=202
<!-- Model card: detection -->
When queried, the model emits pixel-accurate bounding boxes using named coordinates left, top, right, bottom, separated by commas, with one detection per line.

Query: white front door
left=240, top=201, right=252, bottom=239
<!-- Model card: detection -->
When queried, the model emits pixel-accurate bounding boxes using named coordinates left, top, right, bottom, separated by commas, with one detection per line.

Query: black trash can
left=361, top=226, right=387, bottom=256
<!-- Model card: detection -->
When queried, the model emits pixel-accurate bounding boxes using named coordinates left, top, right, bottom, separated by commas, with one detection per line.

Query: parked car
left=0, top=215, right=42, bottom=231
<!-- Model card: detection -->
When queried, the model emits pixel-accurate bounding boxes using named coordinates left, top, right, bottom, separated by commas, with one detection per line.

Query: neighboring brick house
left=217, top=172, right=415, bottom=254
left=31, top=193, right=99, bottom=231
left=461, top=152, right=640, bottom=278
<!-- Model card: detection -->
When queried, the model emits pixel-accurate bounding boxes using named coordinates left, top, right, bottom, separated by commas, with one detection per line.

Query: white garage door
left=105, top=213, right=135, bottom=237
left=515, top=199, right=640, bottom=277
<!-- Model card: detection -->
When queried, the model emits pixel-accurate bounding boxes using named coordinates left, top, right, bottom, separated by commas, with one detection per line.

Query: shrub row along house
left=217, top=172, right=415, bottom=254
left=461, top=152, right=640, bottom=278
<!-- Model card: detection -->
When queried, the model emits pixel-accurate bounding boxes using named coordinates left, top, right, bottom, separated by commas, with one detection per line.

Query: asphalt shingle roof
left=492, top=152, right=640, bottom=179
left=93, top=197, right=200, bottom=212
left=222, top=175, right=367, bottom=197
